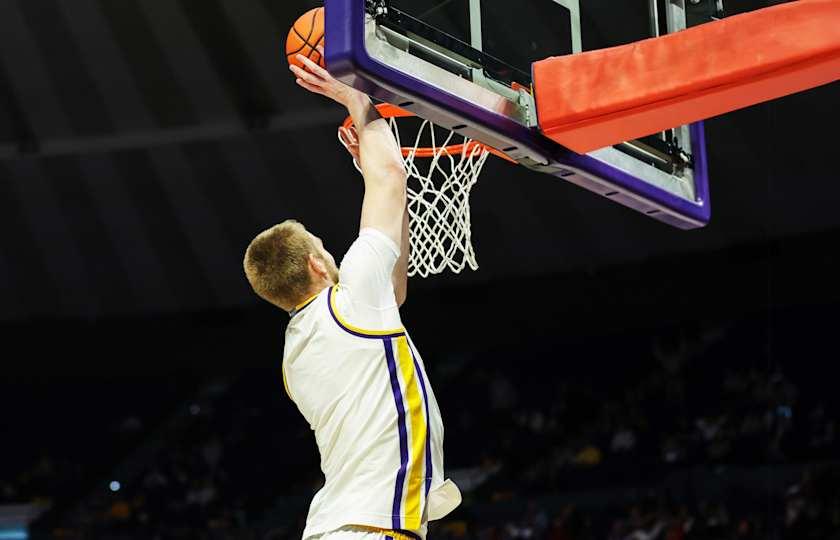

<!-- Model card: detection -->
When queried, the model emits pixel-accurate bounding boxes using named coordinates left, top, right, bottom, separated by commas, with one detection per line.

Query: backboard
left=325, top=0, right=718, bottom=229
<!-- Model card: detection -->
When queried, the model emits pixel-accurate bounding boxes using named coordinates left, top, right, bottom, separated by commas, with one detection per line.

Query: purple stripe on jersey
left=409, top=343, right=433, bottom=499
left=384, top=338, right=410, bottom=530
left=327, top=287, right=406, bottom=339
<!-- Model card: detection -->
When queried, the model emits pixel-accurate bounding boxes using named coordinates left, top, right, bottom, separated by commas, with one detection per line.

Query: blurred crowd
left=0, top=454, right=67, bottom=507
left=459, top=364, right=834, bottom=492
left=3, top=325, right=839, bottom=539
left=430, top=461, right=840, bottom=540
left=39, top=377, right=317, bottom=539
left=0, top=378, right=189, bottom=509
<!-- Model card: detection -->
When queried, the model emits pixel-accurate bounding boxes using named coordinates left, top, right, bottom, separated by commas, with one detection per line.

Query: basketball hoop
left=339, top=103, right=512, bottom=278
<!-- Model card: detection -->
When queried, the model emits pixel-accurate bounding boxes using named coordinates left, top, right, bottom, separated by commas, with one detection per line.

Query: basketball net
left=339, top=107, right=492, bottom=278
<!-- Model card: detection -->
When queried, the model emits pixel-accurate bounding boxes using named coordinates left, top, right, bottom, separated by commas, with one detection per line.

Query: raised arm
left=290, top=51, right=408, bottom=305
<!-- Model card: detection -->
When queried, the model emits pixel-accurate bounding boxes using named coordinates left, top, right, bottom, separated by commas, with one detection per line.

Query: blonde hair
left=243, top=220, right=316, bottom=310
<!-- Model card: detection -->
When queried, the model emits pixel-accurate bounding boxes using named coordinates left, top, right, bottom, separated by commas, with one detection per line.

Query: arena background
left=0, top=0, right=838, bottom=539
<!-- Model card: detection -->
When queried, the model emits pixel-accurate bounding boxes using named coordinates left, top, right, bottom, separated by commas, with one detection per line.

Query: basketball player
left=243, top=49, right=461, bottom=540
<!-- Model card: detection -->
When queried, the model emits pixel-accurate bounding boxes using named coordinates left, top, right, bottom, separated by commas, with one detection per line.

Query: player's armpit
left=339, top=229, right=401, bottom=311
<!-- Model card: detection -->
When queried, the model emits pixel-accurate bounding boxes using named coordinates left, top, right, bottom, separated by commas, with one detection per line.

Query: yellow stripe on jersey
left=329, top=285, right=405, bottom=337
left=349, top=525, right=417, bottom=540
left=396, top=336, right=426, bottom=531
left=294, top=291, right=321, bottom=311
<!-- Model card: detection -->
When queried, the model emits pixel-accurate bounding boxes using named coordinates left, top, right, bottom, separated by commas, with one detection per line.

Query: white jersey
left=283, top=229, right=461, bottom=540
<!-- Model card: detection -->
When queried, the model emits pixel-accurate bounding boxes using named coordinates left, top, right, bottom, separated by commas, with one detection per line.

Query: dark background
left=0, top=0, right=837, bottom=324
left=0, top=0, right=838, bottom=538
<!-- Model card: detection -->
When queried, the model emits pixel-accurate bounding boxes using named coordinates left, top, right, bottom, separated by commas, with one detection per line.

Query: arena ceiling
left=0, top=0, right=837, bottom=322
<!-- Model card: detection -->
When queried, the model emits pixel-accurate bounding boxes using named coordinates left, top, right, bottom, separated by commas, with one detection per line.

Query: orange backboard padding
left=533, top=0, right=840, bottom=154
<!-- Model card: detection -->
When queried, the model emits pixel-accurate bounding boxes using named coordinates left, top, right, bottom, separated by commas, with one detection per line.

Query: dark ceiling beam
left=20, top=0, right=114, bottom=136
left=177, top=0, right=279, bottom=120
left=0, top=59, right=36, bottom=148
left=216, top=0, right=293, bottom=109
left=77, top=156, right=180, bottom=313
left=146, top=146, right=248, bottom=307
left=0, top=107, right=339, bottom=160
left=0, top=2, right=73, bottom=141
left=136, top=0, right=238, bottom=119
left=0, top=161, right=59, bottom=320
left=0, top=1, right=100, bottom=318
left=49, top=0, right=337, bottom=312
left=4, top=159, right=101, bottom=319
left=56, top=0, right=156, bottom=131
left=51, top=0, right=187, bottom=313
left=216, top=139, right=300, bottom=228
left=58, top=0, right=254, bottom=309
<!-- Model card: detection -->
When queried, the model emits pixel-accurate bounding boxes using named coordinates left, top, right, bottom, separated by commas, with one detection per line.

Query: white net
left=339, top=115, right=490, bottom=278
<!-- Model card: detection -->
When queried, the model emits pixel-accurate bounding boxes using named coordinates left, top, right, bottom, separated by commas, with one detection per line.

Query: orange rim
left=341, top=103, right=516, bottom=163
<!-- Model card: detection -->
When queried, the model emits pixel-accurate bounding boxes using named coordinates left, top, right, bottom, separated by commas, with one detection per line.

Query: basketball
left=286, top=7, right=326, bottom=70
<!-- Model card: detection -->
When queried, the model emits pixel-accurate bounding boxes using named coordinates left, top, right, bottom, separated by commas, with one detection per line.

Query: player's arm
left=291, top=52, right=409, bottom=305
left=344, top=95, right=408, bottom=254
left=338, top=118, right=409, bottom=307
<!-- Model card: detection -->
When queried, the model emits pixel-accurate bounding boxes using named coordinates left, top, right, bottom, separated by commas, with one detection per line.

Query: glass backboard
left=325, top=0, right=716, bottom=228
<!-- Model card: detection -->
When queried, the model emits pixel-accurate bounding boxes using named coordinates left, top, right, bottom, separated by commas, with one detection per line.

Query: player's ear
left=307, top=253, right=328, bottom=279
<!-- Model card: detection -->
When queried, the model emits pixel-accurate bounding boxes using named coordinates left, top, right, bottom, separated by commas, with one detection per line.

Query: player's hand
left=290, top=47, right=369, bottom=109
left=338, top=126, right=361, bottom=164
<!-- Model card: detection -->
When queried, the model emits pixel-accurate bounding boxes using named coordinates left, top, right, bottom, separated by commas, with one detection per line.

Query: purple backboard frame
left=324, top=0, right=711, bottom=229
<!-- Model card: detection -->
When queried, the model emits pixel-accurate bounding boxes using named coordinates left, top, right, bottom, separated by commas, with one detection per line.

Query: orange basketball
left=286, top=7, right=326, bottom=70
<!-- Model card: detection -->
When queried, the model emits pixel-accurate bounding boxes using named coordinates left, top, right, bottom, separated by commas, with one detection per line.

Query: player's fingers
left=296, top=53, right=330, bottom=79
left=296, top=78, right=327, bottom=96
left=345, top=126, right=359, bottom=145
left=340, top=126, right=359, bottom=146
left=338, top=127, right=359, bottom=148
left=338, top=126, right=349, bottom=144
left=344, top=143, right=361, bottom=162
left=295, top=77, right=322, bottom=92
left=290, top=64, right=323, bottom=86
left=289, top=64, right=312, bottom=79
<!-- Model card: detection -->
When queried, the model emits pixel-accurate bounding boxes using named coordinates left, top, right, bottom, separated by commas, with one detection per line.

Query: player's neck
left=304, top=278, right=334, bottom=300
left=288, top=281, right=332, bottom=314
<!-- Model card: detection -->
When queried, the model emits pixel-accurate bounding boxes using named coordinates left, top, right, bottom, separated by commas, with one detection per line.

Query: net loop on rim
left=339, top=104, right=505, bottom=278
